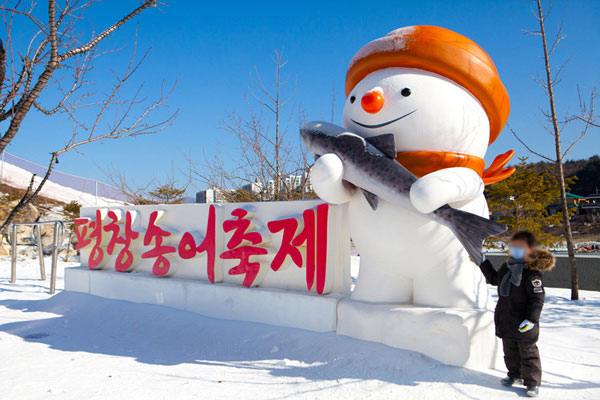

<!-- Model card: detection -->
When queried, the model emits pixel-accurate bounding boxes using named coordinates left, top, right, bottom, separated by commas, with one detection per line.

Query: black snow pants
left=502, top=338, right=542, bottom=387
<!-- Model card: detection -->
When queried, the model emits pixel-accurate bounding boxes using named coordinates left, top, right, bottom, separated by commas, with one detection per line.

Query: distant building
left=285, top=173, right=312, bottom=192
left=547, top=192, right=586, bottom=215
left=196, top=173, right=312, bottom=203
left=578, top=189, right=600, bottom=222
left=244, top=173, right=312, bottom=199
left=274, top=173, right=312, bottom=195
left=241, top=178, right=263, bottom=196
left=545, top=191, right=600, bottom=223
left=196, top=187, right=227, bottom=204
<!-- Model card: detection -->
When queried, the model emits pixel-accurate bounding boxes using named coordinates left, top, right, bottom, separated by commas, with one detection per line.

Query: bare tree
left=191, top=49, right=314, bottom=201
left=0, top=1, right=177, bottom=233
left=512, top=0, right=599, bottom=300
left=296, top=105, right=316, bottom=199
left=106, top=168, right=154, bottom=204
left=105, top=162, right=191, bottom=205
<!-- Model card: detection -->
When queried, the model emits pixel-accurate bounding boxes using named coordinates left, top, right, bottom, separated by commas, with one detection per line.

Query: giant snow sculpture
left=304, top=25, right=514, bottom=308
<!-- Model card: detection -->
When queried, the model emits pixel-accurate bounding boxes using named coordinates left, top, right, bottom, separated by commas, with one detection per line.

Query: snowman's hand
left=409, top=167, right=484, bottom=214
left=310, top=153, right=354, bottom=204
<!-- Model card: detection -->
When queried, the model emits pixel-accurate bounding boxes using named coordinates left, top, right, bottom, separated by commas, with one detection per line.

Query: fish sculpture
left=300, top=121, right=506, bottom=265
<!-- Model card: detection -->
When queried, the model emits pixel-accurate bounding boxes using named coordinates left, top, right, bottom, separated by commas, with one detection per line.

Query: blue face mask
left=509, top=246, right=527, bottom=260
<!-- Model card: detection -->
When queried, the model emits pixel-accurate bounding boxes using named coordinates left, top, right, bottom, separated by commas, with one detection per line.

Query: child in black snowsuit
left=479, top=231, right=555, bottom=398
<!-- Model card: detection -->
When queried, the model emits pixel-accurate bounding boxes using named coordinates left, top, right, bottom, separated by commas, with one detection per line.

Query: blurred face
left=509, top=239, right=534, bottom=259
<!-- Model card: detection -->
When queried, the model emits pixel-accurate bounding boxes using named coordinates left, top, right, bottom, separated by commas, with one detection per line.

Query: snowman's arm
left=409, top=167, right=484, bottom=214
left=310, top=153, right=354, bottom=204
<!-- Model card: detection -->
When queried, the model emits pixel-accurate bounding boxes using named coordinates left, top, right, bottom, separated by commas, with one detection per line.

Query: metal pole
left=64, top=230, right=73, bottom=262
left=35, top=225, right=46, bottom=280
left=49, top=222, right=59, bottom=295
left=95, top=180, right=98, bottom=206
left=10, top=223, right=17, bottom=283
left=0, top=151, right=4, bottom=183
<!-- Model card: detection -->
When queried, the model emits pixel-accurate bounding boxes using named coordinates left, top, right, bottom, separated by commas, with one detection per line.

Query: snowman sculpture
left=311, top=26, right=513, bottom=308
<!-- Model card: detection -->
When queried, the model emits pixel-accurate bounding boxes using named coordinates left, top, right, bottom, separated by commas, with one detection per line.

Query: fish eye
left=350, top=95, right=356, bottom=104
left=401, top=88, right=411, bottom=97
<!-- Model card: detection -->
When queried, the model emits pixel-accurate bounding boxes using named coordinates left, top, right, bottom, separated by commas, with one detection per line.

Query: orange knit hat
left=345, top=25, right=510, bottom=145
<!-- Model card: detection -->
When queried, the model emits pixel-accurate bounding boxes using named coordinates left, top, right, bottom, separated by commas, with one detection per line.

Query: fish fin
left=336, top=132, right=367, bottom=150
left=439, top=206, right=506, bottom=265
left=341, top=179, right=356, bottom=188
left=365, top=134, right=396, bottom=158
left=361, top=189, right=379, bottom=210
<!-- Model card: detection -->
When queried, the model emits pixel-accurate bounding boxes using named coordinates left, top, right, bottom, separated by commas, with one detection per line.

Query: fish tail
left=436, top=205, right=507, bottom=265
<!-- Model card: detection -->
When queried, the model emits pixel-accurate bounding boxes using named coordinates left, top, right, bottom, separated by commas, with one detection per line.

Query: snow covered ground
left=1, top=255, right=599, bottom=399
left=1, top=160, right=125, bottom=207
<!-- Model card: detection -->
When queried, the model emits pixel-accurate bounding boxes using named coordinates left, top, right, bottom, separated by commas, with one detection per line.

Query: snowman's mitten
left=409, top=167, right=484, bottom=214
left=310, top=153, right=354, bottom=204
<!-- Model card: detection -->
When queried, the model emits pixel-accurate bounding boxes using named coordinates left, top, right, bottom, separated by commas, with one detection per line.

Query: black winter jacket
left=479, top=249, right=555, bottom=342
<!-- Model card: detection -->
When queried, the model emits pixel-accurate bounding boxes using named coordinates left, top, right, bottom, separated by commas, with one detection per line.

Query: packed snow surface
left=1, top=160, right=125, bottom=207
left=0, top=255, right=599, bottom=399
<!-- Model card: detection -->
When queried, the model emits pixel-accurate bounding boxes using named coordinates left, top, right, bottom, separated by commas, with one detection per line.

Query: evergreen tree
left=223, top=188, right=261, bottom=203
left=148, top=184, right=186, bottom=204
left=486, top=157, right=565, bottom=246
left=61, top=201, right=82, bottom=222
left=570, top=156, right=600, bottom=196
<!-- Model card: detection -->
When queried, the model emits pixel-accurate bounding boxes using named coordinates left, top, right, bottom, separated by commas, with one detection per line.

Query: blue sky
left=3, top=0, right=600, bottom=193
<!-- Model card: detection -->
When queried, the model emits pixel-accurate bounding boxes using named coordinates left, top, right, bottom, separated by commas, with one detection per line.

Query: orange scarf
left=395, top=150, right=516, bottom=185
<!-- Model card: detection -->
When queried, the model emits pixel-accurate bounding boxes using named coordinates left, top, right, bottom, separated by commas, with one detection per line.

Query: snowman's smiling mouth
left=351, top=110, right=416, bottom=129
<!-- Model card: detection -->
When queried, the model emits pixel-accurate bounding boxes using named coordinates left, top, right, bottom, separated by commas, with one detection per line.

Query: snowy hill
left=0, top=255, right=599, bottom=399
left=1, top=160, right=126, bottom=207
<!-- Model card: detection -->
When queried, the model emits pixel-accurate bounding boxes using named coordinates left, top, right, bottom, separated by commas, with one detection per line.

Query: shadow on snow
left=0, top=291, right=598, bottom=395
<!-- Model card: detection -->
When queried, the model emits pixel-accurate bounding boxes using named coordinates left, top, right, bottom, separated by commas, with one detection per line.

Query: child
left=479, top=231, right=555, bottom=398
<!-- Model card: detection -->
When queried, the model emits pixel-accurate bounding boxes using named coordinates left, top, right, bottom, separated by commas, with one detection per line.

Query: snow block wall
left=66, top=199, right=500, bottom=370
left=336, top=299, right=501, bottom=370
left=65, top=267, right=341, bottom=332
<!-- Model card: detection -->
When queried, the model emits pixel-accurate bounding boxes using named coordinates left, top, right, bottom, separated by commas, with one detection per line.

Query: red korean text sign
left=74, top=202, right=343, bottom=295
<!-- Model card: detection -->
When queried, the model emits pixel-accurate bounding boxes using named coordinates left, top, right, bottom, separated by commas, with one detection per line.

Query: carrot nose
left=361, top=90, right=384, bottom=114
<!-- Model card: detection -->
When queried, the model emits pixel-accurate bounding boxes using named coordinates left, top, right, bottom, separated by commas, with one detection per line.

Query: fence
left=0, top=151, right=129, bottom=204
left=486, top=253, right=600, bottom=291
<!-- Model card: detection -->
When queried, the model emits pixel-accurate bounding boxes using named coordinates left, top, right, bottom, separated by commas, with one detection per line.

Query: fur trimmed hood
left=525, top=248, right=555, bottom=272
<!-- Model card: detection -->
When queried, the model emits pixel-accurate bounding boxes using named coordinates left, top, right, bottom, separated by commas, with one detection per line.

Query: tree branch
left=58, top=0, right=158, bottom=62
left=509, top=124, right=554, bottom=162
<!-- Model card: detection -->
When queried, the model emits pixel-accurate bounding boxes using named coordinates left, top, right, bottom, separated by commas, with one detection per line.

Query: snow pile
left=1, top=160, right=126, bottom=207
left=347, top=26, right=416, bottom=71
left=0, top=256, right=599, bottom=399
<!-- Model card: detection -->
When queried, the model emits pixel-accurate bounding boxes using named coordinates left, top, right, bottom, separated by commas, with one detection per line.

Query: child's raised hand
left=518, top=319, right=535, bottom=333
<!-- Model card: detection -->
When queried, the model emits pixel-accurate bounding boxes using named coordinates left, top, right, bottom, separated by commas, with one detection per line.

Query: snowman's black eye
left=350, top=95, right=356, bottom=104
left=401, top=88, right=411, bottom=97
